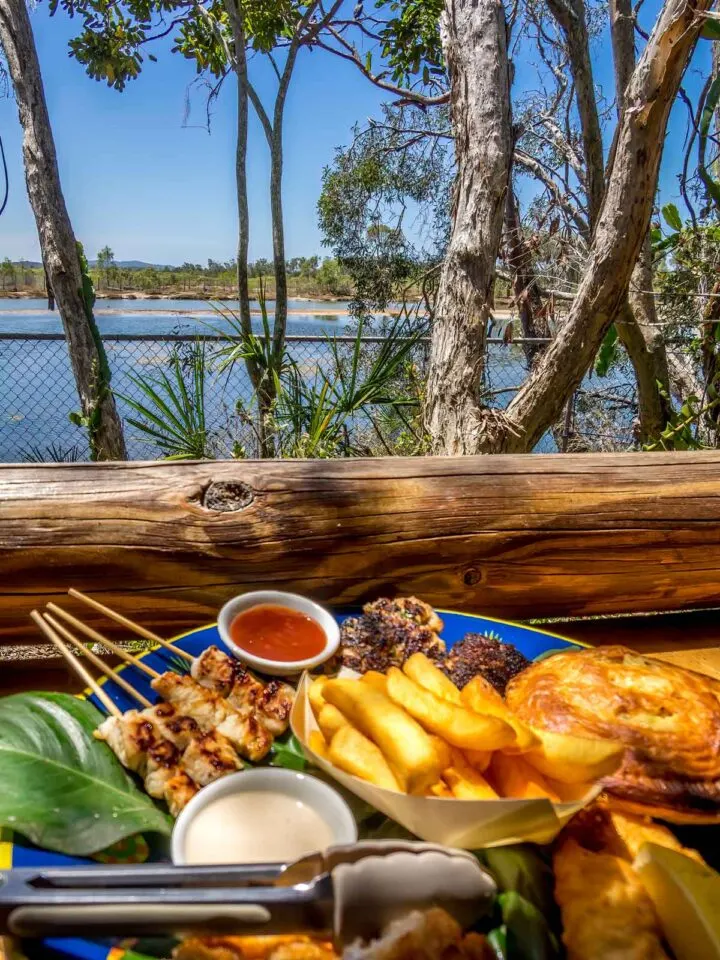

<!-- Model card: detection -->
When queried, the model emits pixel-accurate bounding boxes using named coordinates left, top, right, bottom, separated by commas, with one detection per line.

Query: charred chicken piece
left=163, top=771, right=199, bottom=818
left=362, top=597, right=444, bottom=635
left=339, top=599, right=446, bottom=673
left=182, top=731, right=243, bottom=787
left=192, top=645, right=294, bottom=737
left=442, top=634, right=529, bottom=694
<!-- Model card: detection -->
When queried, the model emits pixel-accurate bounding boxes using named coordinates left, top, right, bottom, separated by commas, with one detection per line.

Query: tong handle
left=24, top=862, right=286, bottom=889
left=9, top=903, right=272, bottom=937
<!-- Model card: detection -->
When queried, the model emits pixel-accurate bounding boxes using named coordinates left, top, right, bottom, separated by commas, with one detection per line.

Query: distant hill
left=92, top=260, right=176, bottom=269
left=9, top=259, right=175, bottom=270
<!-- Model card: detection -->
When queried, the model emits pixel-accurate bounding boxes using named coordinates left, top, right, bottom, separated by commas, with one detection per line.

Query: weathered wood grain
left=1, top=453, right=720, bottom=648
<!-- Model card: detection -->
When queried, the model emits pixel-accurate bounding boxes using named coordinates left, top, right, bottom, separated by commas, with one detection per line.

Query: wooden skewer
left=46, top=602, right=161, bottom=680
left=30, top=610, right=120, bottom=717
left=43, top=611, right=153, bottom=708
left=68, top=588, right=193, bottom=662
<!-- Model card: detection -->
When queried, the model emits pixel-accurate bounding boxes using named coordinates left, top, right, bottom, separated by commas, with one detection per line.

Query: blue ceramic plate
left=7, top=608, right=582, bottom=960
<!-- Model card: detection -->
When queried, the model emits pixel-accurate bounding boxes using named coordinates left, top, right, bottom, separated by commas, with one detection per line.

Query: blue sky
left=0, top=3, right=389, bottom=263
left=0, top=2, right=714, bottom=265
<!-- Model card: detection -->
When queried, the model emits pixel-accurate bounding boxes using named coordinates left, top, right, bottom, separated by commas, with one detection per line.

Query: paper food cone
left=291, top=672, right=603, bottom=849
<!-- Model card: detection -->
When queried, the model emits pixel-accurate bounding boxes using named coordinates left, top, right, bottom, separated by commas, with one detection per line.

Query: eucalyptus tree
left=0, top=0, right=126, bottom=459
left=427, top=0, right=715, bottom=454
left=52, top=0, right=347, bottom=454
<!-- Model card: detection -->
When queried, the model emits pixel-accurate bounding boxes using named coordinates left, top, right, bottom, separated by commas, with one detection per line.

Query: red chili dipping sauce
left=229, top=604, right=326, bottom=662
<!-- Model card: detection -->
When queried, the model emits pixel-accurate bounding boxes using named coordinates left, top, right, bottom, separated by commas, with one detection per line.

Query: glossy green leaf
left=487, top=927, right=508, bottom=959
left=269, top=731, right=307, bottom=771
left=480, top=846, right=557, bottom=919
left=498, top=891, right=561, bottom=960
left=0, top=692, right=172, bottom=855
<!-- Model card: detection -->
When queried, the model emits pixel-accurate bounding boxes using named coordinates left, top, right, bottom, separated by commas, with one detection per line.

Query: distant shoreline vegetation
left=0, top=254, right=357, bottom=301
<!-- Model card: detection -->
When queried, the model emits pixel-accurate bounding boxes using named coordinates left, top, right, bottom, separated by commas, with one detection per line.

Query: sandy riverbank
left=0, top=306, right=358, bottom=317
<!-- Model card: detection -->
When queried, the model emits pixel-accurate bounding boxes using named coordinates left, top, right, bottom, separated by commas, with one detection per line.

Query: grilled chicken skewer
left=150, top=672, right=273, bottom=762
left=40, top=599, right=300, bottom=814
left=30, top=615, right=200, bottom=818
left=46, top=602, right=273, bottom=765
left=60, top=591, right=294, bottom=738
left=191, top=645, right=294, bottom=736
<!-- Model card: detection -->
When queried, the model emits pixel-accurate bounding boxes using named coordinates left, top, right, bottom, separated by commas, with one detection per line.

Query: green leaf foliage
left=498, top=891, right=561, bottom=960
left=700, top=11, right=720, bottom=39
left=661, top=203, right=683, bottom=232
left=50, top=0, right=300, bottom=90
left=269, top=731, right=307, bottom=771
left=0, top=692, right=172, bottom=855
left=698, top=76, right=720, bottom=213
left=116, top=341, right=211, bottom=460
left=479, top=845, right=557, bottom=920
left=374, top=0, right=445, bottom=85
left=594, top=324, right=619, bottom=377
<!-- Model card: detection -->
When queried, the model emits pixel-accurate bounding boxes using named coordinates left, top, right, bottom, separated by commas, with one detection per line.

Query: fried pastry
left=507, top=646, right=720, bottom=822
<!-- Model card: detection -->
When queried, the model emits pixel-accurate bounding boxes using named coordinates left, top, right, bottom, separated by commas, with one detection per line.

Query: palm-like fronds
left=22, top=442, right=84, bottom=463
left=115, top=341, right=210, bottom=460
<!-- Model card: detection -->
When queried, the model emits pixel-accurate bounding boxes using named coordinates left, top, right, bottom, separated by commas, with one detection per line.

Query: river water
left=0, top=297, right=353, bottom=336
left=0, top=297, right=632, bottom=460
left=0, top=297, right=377, bottom=462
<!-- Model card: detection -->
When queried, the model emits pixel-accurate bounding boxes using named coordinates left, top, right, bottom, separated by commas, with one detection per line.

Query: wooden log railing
left=1, top=452, right=720, bottom=689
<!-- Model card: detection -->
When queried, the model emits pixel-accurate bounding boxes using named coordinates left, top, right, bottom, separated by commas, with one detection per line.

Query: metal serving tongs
left=0, top=841, right=496, bottom=947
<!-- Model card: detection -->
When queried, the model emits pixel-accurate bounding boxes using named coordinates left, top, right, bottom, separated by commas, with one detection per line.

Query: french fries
left=361, top=671, right=388, bottom=694
left=444, top=749, right=498, bottom=800
left=464, top=748, right=492, bottom=772
left=308, top=730, right=329, bottom=760
left=429, top=735, right=453, bottom=772
left=308, top=676, right=328, bottom=719
left=322, top=678, right=441, bottom=793
left=386, top=667, right=515, bottom=751
left=489, top=752, right=560, bottom=802
left=429, top=780, right=454, bottom=798
left=524, top=728, right=624, bottom=784
left=328, top=725, right=401, bottom=792
left=403, top=653, right=461, bottom=703
left=317, top=703, right=347, bottom=741
left=461, top=676, right=539, bottom=753
left=304, top=650, right=617, bottom=809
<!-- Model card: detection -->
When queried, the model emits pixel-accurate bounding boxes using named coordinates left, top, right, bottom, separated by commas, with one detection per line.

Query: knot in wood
left=463, top=567, right=482, bottom=586
left=202, top=480, right=254, bottom=512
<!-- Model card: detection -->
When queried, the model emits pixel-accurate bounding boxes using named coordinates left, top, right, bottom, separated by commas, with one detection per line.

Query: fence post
left=561, top=392, right=575, bottom=453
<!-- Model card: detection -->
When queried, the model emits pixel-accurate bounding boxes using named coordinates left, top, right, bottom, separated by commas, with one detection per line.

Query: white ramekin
left=171, top=768, right=357, bottom=865
left=217, top=590, right=340, bottom=676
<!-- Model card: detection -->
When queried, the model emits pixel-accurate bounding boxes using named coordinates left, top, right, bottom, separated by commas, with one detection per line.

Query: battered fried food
left=553, top=836, right=670, bottom=960
left=443, top=635, right=529, bottom=695
left=343, top=907, right=494, bottom=960
left=174, top=936, right=336, bottom=960
left=563, top=801, right=704, bottom=865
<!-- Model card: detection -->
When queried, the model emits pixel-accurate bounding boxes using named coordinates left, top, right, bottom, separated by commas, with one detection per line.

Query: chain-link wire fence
left=0, top=331, right=703, bottom=461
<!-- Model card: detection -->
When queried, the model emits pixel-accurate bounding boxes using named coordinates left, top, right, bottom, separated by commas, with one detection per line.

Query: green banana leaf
left=0, top=692, right=172, bottom=855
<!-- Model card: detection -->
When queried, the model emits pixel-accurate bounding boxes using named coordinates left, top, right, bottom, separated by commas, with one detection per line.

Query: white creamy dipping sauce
left=182, top=790, right=336, bottom=864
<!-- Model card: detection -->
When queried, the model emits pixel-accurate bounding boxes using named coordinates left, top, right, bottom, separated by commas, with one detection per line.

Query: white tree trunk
left=424, top=0, right=512, bottom=454
left=610, top=0, right=672, bottom=443
left=0, top=0, right=126, bottom=460
left=478, top=0, right=712, bottom=453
